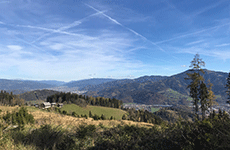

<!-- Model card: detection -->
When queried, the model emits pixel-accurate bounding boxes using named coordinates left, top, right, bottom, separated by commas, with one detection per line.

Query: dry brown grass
left=0, top=105, right=19, bottom=112
left=30, top=110, right=155, bottom=129
left=0, top=106, right=156, bottom=129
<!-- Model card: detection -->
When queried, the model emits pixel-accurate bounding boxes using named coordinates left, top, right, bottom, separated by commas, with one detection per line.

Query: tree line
left=46, top=92, right=123, bottom=108
left=0, top=90, right=24, bottom=106
left=121, top=108, right=164, bottom=125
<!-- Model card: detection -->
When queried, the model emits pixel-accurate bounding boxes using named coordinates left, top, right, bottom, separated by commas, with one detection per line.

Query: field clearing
left=151, top=107, right=160, bottom=113
left=0, top=105, right=156, bottom=129
left=61, top=104, right=127, bottom=120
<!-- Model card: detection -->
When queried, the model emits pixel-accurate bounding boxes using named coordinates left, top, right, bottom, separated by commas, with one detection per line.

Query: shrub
left=62, top=110, right=67, bottom=115
left=3, top=107, right=34, bottom=130
left=13, top=124, right=77, bottom=150
left=92, top=114, right=100, bottom=120
left=100, top=114, right=106, bottom=120
left=89, top=111, right=92, bottom=117
left=72, top=111, right=77, bottom=117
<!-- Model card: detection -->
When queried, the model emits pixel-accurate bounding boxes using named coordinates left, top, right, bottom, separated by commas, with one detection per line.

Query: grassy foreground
left=1, top=105, right=230, bottom=149
left=0, top=105, right=156, bottom=150
left=0, top=105, right=155, bottom=128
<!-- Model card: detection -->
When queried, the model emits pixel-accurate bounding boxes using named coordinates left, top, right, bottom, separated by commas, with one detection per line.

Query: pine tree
left=89, top=111, right=92, bottom=117
left=199, top=81, right=208, bottom=120
left=226, top=71, right=230, bottom=103
left=206, top=79, right=218, bottom=112
left=185, top=53, right=205, bottom=120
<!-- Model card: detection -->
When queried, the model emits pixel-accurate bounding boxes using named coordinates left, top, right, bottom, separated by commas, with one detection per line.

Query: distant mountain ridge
left=0, top=69, right=229, bottom=106
left=84, top=69, right=229, bottom=105
left=63, top=78, right=116, bottom=89
left=0, top=79, right=55, bottom=92
left=0, top=78, right=118, bottom=94
left=81, top=76, right=167, bottom=91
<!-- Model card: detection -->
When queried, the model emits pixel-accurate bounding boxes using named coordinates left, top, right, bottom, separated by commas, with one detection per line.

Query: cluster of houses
left=34, top=102, right=63, bottom=109
left=122, top=103, right=163, bottom=112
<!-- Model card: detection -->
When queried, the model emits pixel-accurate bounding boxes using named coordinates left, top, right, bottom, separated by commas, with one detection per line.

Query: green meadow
left=61, top=104, right=127, bottom=120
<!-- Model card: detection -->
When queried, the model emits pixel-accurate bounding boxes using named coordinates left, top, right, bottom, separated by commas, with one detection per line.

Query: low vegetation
left=0, top=105, right=230, bottom=149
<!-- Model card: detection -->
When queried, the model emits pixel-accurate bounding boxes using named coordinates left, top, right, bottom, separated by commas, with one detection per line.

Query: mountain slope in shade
left=64, top=78, right=116, bottom=89
left=0, top=79, right=55, bottom=92
left=81, top=76, right=167, bottom=92
left=37, top=80, right=66, bottom=86
left=18, top=89, right=60, bottom=101
left=85, top=69, right=228, bottom=105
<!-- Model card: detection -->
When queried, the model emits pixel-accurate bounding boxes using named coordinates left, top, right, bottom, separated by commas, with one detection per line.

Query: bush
left=72, top=111, right=77, bottom=117
left=92, top=114, right=100, bottom=120
left=3, top=107, right=34, bottom=130
left=100, top=114, right=106, bottom=120
left=13, top=124, right=77, bottom=150
left=76, top=124, right=96, bottom=139
left=62, top=110, right=67, bottom=115
left=89, top=111, right=92, bottom=117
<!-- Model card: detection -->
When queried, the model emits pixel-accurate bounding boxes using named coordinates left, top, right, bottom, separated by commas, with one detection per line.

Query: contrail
left=17, top=24, right=84, bottom=37
left=84, top=3, right=165, bottom=52
left=31, top=10, right=107, bottom=43
left=155, top=22, right=230, bottom=44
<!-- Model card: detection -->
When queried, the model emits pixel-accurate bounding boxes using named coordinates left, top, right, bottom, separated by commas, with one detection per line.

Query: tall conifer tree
left=206, top=79, right=218, bottom=112
left=185, top=54, right=205, bottom=120
left=199, top=81, right=209, bottom=120
left=226, top=71, right=230, bottom=102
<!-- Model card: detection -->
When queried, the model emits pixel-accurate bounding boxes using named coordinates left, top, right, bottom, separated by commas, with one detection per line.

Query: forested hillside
left=85, top=69, right=228, bottom=105
left=19, top=89, right=60, bottom=101
left=0, top=79, right=55, bottom=92
left=64, top=78, right=116, bottom=89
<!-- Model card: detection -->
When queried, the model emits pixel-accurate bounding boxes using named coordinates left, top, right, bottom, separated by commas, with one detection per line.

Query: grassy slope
left=159, top=88, right=192, bottom=105
left=0, top=105, right=156, bottom=150
left=0, top=106, right=155, bottom=129
left=151, top=107, right=160, bottom=113
left=61, top=104, right=127, bottom=120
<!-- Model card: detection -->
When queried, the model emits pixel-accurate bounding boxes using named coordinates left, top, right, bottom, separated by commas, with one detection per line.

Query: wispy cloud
left=181, top=65, right=187, bottom=67
left=31, top=10, right=107, bottom=43
left=190, top=1, right=225, bottom=17
left=0, top=0, right=229, bottom=80
left=185, top=40, right=204, bottom=46
left=178, top=47, right=230, bottom=60
left=155, top=22, right=230, bottom=44
left=84, top=3, right=165, bottom=52
left=215, top=43, right=230, bottom=47
left=7, top=45, right=22, bottom=51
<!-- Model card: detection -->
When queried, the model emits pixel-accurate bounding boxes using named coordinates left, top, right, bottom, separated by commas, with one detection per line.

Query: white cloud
left=177, top=47, right=230, bottom=60
left=84, top=3, right=165, bottom=52
left=181, top=65, right=187, bottom=67
left=186, top=40, right=204, bottom=46
left=49, top=43, right=64, bottom=50
left=7, top=45, right=22, bottom=51
left=215, top=43, right=230, bottom=47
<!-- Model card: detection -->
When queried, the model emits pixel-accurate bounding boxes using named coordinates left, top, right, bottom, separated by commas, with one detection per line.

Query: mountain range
left=1, top=69, right=229, bottom=105
left=84, top=69, right=229, bottom=105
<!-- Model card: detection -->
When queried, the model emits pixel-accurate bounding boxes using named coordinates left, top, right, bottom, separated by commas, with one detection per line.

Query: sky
left=0, top=0, right=230, bottom=82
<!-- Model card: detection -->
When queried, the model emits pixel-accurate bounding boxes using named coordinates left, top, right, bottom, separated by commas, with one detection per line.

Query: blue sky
left=0, top=0, right=230, bottom=82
